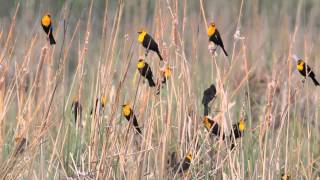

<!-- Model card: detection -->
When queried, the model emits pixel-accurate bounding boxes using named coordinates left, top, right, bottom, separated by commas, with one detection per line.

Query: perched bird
left=137, top=59, right=156, bottom=87
left=203, top=116, right=225, bottom=139
left=281, top=173, right=290, bottom=180
left=202, top=84, right=216, bottom=116
left=230, top=118, right=246, bottom=149
left=161, top=66, right=172, bottom=85
left=156, top=66, right=172, bottom=94
left=173, top=153, right=192, bottom=174
left=90, top=96, right=107, bottom=115
left=293, top=55, right=319, bottom=86
left=41, top=14, right=56, bottom=45
left=122, top=104, right=142, bottom=134
left=71, top=97, right=83, bottom=123
left=138, top=29, right=163, bottom=60
left=207, top=22, right=228, bottom=56
left=14, top=137, right=27, bottom=156
left=101, top=96, right=107, bottom=108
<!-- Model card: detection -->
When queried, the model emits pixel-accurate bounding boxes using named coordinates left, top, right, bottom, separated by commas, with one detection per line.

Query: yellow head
left=41, top=14, right=51, bottom=27
left=138, top=28, right=147, bottom=43
left=239, top=118, right=245, bottom=131
left=14, top=137, right=22, bottom=143
left=164, top=67, right=172, bottom=78
left=281, top=174, right=290, bottom=180
left=72, top=96, right=78, bottom=102
left=203, top=116, right=212, bottom=130
left=297, top=60, right=305, bottom=71
left=122, top=104, right=131, bottom=116
left=207, top=22, right=216, bottom=36
left=186, top=153, right=192, bottom=161
left=137, top=59, right=146, bottom=69
left=101, top=96, right=107, bottom=107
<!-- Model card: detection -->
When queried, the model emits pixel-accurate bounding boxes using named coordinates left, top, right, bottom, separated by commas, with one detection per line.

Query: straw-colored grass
left=0, top=0, right=319, bottom=179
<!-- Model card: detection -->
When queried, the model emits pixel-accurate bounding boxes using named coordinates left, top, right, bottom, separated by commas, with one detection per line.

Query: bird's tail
left=157, top=50, right=163, bottom=61
left=311, top=76, right=320, bottom=86
left=203, top=104, right=209, bottom=116
left=73, top=109, right=77, bottom=123
left=135, top=126, right=142, bottom=134
left=132, top=116, right=142, bottom=134
left=230, top=142, right=235, bottom=150
left=49, top=32, right=56, bottom=45
left=221, top=47, right=228, bottom=56
left=161, top=77, right=167, bottom=84
left=147, top=77, right=156, bottom=87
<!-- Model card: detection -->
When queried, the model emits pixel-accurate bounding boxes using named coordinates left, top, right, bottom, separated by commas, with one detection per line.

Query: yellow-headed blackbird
left=71, top=97, right=82, bottom=123
left=230, top=118, right=245, bottom=149
left=293, top=55, right=319, bottom=86
left=122, top=104, right=142, bottom=134
left=203, top=116, right=225, bottom=139
left=202, top=84, right=216, bottom=116
left=137, top=59, right=156, bottom=87
left=281, top=173, right=290, bottom=180
left=138, top=29, right=163, bottom=61
left=14, top=137, right=27, bottom=156
left=174, top=153, right=192, bottom=174
left=41, top=14, right=56, bottom=45
left=161, top=66, right=172, bottom=84
left=90, top=96, right=107, bottom=115
left=207, top=22, right=228, bottom=56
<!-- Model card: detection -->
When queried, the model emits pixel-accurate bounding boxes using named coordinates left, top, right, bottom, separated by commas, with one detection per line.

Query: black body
left=209, top=30, right=228, bottom=56
left=124, top=111, right=142, bottom=134
left=206, top=118, right=225, bottom=139
left=142, top=34, right=163, bottom=60
left=229, top=122, right=244, bottom=150
left=72, top=100, right=82, bottom=123
left=202, top=84, right=216, bottom=115
left=298, top=63, right=320, bottom=86
left=138, top=63, right=156, bottom=87
left=42, top=23, right=56, bottom=45
left=174, top=156, right=191, bottom=174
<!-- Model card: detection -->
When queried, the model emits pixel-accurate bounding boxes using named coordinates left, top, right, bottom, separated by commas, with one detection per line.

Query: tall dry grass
left=0, top=0, right=319, bottom=179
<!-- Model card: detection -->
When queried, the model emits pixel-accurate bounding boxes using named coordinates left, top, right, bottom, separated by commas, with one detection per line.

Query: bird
left=173, top=152, right=192, bottom=174
left=292, top=54, right=319, bottom=86
left=90, top=96, right=107, bottom=115
left=41, top=13, right=56, bottom=45
left=203, top=116, right=225, bottom=139
left=122, top=104, right=142, bottom=134
left=230, top=118, right=246, bottom=149
left=138, top=29, right=163, bottom=60
left=207, top=22, right=228, bottom=56
left=137, top=59, right=156, bottom=87
left=101, top=96, right=107, bottom=108
left=14, top=137, right=27, bottom=156
left=71, top=97, right=82, bottom=123
left=281, top=173, right=290, bottom=180
left=161, top=66, right=172, bottom=85
left=202, top=84, right=216, bottom=116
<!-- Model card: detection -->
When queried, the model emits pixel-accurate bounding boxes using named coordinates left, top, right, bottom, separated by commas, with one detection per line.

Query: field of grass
left=0, top=0, right=320, bottom=179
